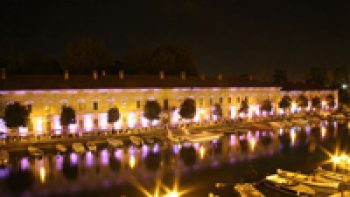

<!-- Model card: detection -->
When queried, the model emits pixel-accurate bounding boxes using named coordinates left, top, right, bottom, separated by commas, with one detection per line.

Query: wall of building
left=0, top=87, right=338, bottom=135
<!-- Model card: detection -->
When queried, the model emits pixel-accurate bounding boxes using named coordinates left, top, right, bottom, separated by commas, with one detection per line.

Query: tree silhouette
left=179, top=98, right=196, bottom=120
left=4, top=102, right=29, bottom=133
left=213, top=103, right=223, bottom=119
left=239, top=98, right=249, bottom=114
left=279, top=95, right=292, bottom=110
left=297, top=95, right=308, bottom=109
left=60, top=106, right=76, bottom=134
left=261, top=99, right=273, bottom=113
left=312, top=96, right=321, bottom=109
left=107, top=107, right=120, bottom=129
left=144, top=100, right=161, bottom=124
left=63, top=37, right=113, bottom=74
left=272, top=69, right=287, bottom=85
left=326, top=94, right=335, bottom=108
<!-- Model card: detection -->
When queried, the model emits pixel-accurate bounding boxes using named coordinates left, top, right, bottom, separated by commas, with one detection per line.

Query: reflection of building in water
left=0, top=71, right=338, bottom=135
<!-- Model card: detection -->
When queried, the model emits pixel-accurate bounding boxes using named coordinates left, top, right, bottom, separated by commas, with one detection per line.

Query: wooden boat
left=144, top=137, right=155, bottom=144
left=86, top=141, right=97, bottom=152
left=263, top=174, right=316, bottom=196
left=0, top=149, right=9, bottom=166
left=251, top=123, right=273, bottom=131
left=291, top=118, right=309, bottom=126
left=277, top=169, right=340, bottom=191
left=129, top=136, right=143, bottom=146
left=72, top=143, right=85, bottom=154
left=330, top=114, right=346, bottom=120
left=234, top=183, right=265, bottom=197
left=56, top=143, right=67, bottom=153
left=28, top=145, right=43, bottom=157
left=269, top=121, right=284, bottom=129
left=315, top=167, right=350, bottom=183
left=183, top=131, right=222, bottom=143
left=107, top=138, right=124, bottom=148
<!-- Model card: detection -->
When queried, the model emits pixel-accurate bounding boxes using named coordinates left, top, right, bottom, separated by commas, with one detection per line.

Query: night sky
left=1, top=0, right=350, bottom=79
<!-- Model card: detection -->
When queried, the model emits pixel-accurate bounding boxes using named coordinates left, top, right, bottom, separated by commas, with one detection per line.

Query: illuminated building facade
left=0, top=71, right=338, bottom=135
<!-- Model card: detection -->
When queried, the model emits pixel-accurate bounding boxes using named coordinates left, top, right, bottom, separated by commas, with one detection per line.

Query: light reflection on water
left=0, top=121, right=343, bottom=196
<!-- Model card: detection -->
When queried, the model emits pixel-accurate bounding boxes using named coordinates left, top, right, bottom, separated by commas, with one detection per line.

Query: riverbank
left=0, top=111, right=346, bottom=153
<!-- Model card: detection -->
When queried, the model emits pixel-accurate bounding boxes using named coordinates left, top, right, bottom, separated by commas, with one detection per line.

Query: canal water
left=0, top=121, right=348, bottom=197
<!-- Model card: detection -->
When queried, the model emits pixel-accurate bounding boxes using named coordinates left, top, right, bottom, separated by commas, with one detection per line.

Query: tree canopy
left=297, top=95, right=308, bottom=109
left=239, top=98, right=249, bottom=114
left=4, top=102, right=29, bottom=128
left=213, top=103, right=223, bottom=118
left=326, top=94, right=335, bottom=108
left=279, top=95, right=292, bottom=109
left=312, top=96, right=321, bottom=109
left=120, top=45, right=198, bottom=75
left=60, top=106, right=76, bottom=126
left=261, top=99, right=273, bottom=112
left=108, top=107, right=120, bottom=123
left=144, top=100, right=161, bottom=122
left=179, top=98, right=196, bottom=119
left=63, top=37, right=113, bottom=74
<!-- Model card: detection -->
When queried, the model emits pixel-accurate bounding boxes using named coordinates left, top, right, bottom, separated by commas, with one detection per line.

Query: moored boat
left=28, top=145, right=44, bottom=157
left=129, top=136, right=143, bottom=146
left=234, top=183, right=265, bottom=197
left=277, top=169, right=340, bottom=193
left=72, top=143, right=85, bottom=154
left=262, top=174, right=316, bottom=196
left=56, top=143, right=67, bottom=153
left=107, top=138, right=124, bottom=148
left=315, top=167, right=350, bottom=183
left=86, top=141, right=97, bottom=152
left=0, top=149, right=9, bottom=166
left=183, top=131, right=222, bottom=143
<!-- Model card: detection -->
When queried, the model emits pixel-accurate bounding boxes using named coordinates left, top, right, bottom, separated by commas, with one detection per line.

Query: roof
left=281, top=83, right=338, bottom=91
left=0, top=74, right=278, bottom=90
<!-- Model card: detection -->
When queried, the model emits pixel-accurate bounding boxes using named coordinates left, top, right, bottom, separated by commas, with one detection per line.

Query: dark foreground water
left=0, top=121, right=348, bottom=197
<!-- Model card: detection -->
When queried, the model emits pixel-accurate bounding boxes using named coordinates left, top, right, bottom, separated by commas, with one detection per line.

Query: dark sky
left=1, top=0, right=350, bottom=79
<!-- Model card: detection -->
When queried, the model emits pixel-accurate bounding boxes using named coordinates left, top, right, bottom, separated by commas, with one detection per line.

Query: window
left=210, top=98, right=213, bottom=106
left=79, top=120, right=83, bottom=129
left=78, top=103, right=85, bottom=111
left=228, top=97, right=231, bottom=104
left=236, top=97, right=240, bottom=103
left=199, top=97, right=204, bottom=107
left=93, top=101, right=98, bottom=111
left=219, top=97, right=223, bottom=104
left=163, top=99, right=169, bottom=110
left=94, top=119, right=98, bottom=128
left=136, top=100, right=141, bottom=109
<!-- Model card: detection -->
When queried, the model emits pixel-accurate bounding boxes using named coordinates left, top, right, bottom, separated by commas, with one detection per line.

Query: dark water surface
left=0, top=121, right=348, bottom=197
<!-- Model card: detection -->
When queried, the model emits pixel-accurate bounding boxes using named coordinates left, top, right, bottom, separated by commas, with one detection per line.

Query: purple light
left=193, top=143, right=200, bottom=150
left=128, top=146, right=136, bottom=156
left=114, top=149, right=123, bottom=160
left=230, top=135, right=236, bottom=146
left=173, top=144, right=181, bottom=154
left=70, top=153, right=79, bottom=165
left=55, top=154, right=63, bottom=170
left=0, top=167, right=9, bottom=179
left=142, top=145, right=149, bottom=158
left=153, top=143, right=160, bottom=153
left=20, top=157, right=30, bottom=170
left=85, top=151, right=94, bottom=167
left=100, top=149, right=109, bottom=166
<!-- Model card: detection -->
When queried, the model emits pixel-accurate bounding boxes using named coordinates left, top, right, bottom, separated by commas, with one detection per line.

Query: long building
left=0, top=70, right=338, bottom=136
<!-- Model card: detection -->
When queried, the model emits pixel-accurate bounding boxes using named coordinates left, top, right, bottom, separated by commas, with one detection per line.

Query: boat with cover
left=234, top=183, right=265, bottom=197
left=107, top=138, right=124, bottom=148
left=129, top=136, right=143, bottom=146
left=315, top=167, right=350, bottom=183
left=72, top=143, right=85, bottom=154
left=86, top=141, right=97, bottom=152
left=0, top=149, right=9, bottom=166
left=182, top=131, right=223, bottom=143
left=277, top=169, right=340, bottom=192
left=56, top=143, right=67, bottom=153
left=28, top=145, right=43, bottom=157
left=262, top=174, right=316, bottom=196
